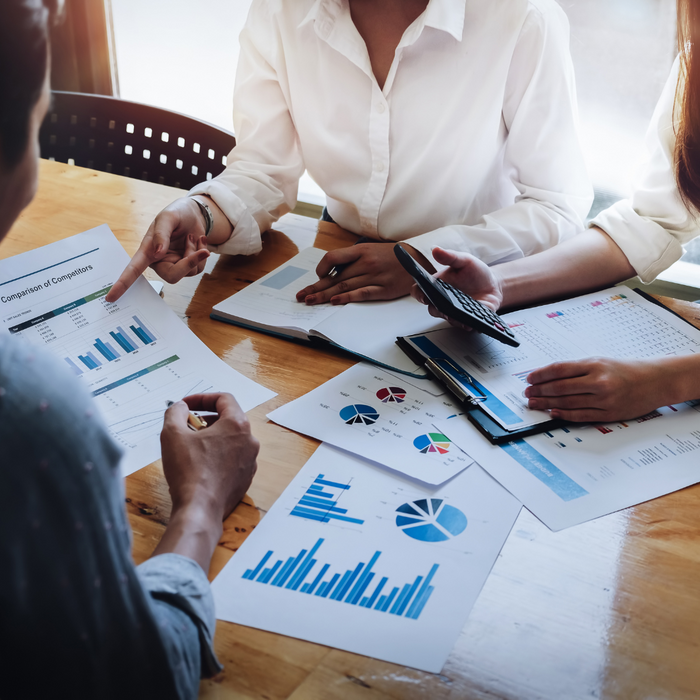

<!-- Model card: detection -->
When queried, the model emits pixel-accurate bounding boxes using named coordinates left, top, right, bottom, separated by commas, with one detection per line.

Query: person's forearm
left=494, top=228, right=636, bottom=309
left=190, top=194, right=234, bottom=246
left=647, top=355, right=700, bottom=406
left=152, top=501, right=223, bottom=574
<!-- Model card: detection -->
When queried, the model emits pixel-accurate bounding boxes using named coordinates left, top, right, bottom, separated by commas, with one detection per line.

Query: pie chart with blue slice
left=339, top=404, right=380, bottom=425
left=395, top=499, right=467, bottom=542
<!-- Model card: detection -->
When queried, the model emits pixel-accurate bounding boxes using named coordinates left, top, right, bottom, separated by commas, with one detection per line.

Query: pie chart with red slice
left=376, top=386, right=407, bottom=403
left=413, top=432, right=451, bottom=455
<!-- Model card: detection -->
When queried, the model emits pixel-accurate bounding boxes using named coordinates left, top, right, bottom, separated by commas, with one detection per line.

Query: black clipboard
left=395, top=336, right=567, bottom=445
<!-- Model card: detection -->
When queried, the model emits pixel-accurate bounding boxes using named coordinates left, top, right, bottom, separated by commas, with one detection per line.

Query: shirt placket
left=359, top=86, right=391, bottom=237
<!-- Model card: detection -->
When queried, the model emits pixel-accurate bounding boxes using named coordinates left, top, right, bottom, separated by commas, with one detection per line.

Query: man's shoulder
left=0, top=334, right=97, bottom=438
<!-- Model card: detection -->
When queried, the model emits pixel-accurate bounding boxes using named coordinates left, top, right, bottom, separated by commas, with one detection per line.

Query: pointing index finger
left=106, top=246, right=157, bottom=302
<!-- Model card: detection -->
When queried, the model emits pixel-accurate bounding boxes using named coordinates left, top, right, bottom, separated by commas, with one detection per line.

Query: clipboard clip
left=425, top=358, right=488, bottom=406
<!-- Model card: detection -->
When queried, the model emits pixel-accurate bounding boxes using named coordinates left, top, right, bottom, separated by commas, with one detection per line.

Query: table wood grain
left=5, top=159, right=700, bottom=700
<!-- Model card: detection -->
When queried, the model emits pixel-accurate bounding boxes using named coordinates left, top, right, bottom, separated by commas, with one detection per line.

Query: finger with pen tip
left=165, top=399, right=207, bottom=431
left=327, top=236, right=373, bottom=277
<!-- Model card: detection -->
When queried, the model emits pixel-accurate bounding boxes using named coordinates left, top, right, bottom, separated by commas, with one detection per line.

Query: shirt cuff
left=590, top=199, right=684, bottom=283
left=188, top=180, right=263, bottom=257
left=137, top=553, right=223, bottom=677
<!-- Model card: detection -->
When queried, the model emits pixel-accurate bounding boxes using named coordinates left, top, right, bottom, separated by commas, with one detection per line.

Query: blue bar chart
left=65, top=315, right=158, bottom=374
left=242, top=538, right=438, bottom=620
left=290, top=474, right=364, bottom=525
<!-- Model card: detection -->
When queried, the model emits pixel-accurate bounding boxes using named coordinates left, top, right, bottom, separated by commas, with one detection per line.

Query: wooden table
left=6, top=159, right=700, bottom=700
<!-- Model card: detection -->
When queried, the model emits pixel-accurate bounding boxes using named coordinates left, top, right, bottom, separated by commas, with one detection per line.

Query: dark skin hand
left=106, top=198, right=211, bottom=303
left=153, top=392, right=260, bottom=572
left=524, top=357, right=679, bottom=423
left=295, top=241, right=420, bottom=305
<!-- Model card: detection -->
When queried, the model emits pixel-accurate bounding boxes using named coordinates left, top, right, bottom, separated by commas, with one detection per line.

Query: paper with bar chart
left=435, top=397, right=700, bottom=530
left=267, top=363, right=473, bottom=485
left=211, top=443, right=521, bottom=672
left=0, top=225, right=275, bottom=475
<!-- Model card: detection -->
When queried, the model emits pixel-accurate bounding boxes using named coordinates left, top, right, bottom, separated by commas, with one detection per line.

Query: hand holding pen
left=295, top=237, right=419, bottom=306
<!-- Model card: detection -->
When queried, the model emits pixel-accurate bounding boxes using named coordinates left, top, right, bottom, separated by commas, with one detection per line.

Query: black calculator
left=394, top=243, right=520, bottom=348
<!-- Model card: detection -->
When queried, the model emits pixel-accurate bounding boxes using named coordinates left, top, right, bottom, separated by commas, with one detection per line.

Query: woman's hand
left=295, top=241, right=415, bottom=305
left=524, top=358, right=673, bottom=423
left=410, top=246, right=504, bottom=327
left=106, top=197, right=211, bottom=302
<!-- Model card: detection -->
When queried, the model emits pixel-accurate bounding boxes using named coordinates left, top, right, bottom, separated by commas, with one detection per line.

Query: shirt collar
left=299, top=0, right=341, bottom=29
left=421, top=0, right=466, bottom=42
left=300, top=0, right=466, bottom=42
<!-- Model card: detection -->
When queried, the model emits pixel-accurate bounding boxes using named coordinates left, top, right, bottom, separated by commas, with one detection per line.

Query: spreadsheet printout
left=407, top=288, right=700, bottom=431
left=436, top=398, right=700, bottom=531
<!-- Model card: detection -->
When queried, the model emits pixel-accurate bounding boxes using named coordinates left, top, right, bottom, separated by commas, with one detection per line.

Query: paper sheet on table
left=0, top=225, right=276, bottom=476
left=211, top=443, right=521, bottom=673
left=406, top=287, right=700, bottom=431
left=436, top=401, right=700, bottom=531
left=268, top=363, right=472, bottom=485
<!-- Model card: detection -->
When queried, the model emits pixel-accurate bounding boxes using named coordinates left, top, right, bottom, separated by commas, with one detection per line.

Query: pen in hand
left=328, top=236, right=372, bottom=278
left=166, top=400, right=207, bottom=431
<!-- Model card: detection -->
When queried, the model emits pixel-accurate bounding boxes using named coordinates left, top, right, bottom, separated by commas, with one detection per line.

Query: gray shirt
left=0, top=333, right=222, bottom=699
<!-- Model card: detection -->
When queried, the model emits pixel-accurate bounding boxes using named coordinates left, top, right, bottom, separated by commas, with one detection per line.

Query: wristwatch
left=191, top=196, right=214, bottom=237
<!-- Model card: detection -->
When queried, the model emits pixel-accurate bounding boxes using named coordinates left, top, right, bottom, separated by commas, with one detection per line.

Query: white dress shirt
left=190, top=0, right=593, bottom=267
left=592, top=57, right=700, bottom=283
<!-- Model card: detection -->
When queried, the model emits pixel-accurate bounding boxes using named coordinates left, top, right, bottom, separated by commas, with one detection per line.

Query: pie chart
left=413, top=432, right=451, bottom=454
left=376, top=386, right=407, bottom=404
left=339, top=404, right=380, bottom=425
left=395, top=499, right=467, bottom=542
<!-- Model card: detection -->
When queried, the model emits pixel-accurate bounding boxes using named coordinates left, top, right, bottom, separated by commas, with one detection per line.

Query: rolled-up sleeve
left=138, top=554, right=223, bottom=679
left=591, top=57, right=699, bottom=283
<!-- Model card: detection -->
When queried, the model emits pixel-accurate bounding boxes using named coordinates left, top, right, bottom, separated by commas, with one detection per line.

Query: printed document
left=0, top=225, right=276, bottom=476
left=212, top=443, right=520, bottom=672
left=436, top=399, right=700, bottom=531
left=405, top=288, right=700, bottom=431
left=268, top=363, right=473, bottom=485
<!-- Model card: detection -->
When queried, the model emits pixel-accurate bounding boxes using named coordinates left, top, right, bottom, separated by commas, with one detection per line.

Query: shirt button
left=376, top=162, right=385, bottom=173
left=377, top=102, right=386, bottom=114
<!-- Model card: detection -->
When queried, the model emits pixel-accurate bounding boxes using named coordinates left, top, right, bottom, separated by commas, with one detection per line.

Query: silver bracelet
left=191, top=197, right=214, bottom=237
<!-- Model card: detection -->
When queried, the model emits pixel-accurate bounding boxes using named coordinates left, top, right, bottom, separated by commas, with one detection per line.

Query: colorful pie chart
left=376, top=386, right=407, bottom=403
left=395, top=499, right=467, bottom=542
left=413, top=432, right=451, bottom=454
left=339, top=404, right=380, bottom=425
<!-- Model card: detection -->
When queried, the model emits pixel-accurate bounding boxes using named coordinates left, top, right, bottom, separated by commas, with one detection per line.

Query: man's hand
left=295, top=241, right=415, bottom=305
left=106, top=197, right=210, bottom=302
left=410, top=246, right=504, bottom=327
left=160, top=393, right=260, bottom=521
left=525, top=358, right=670, bottom=423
